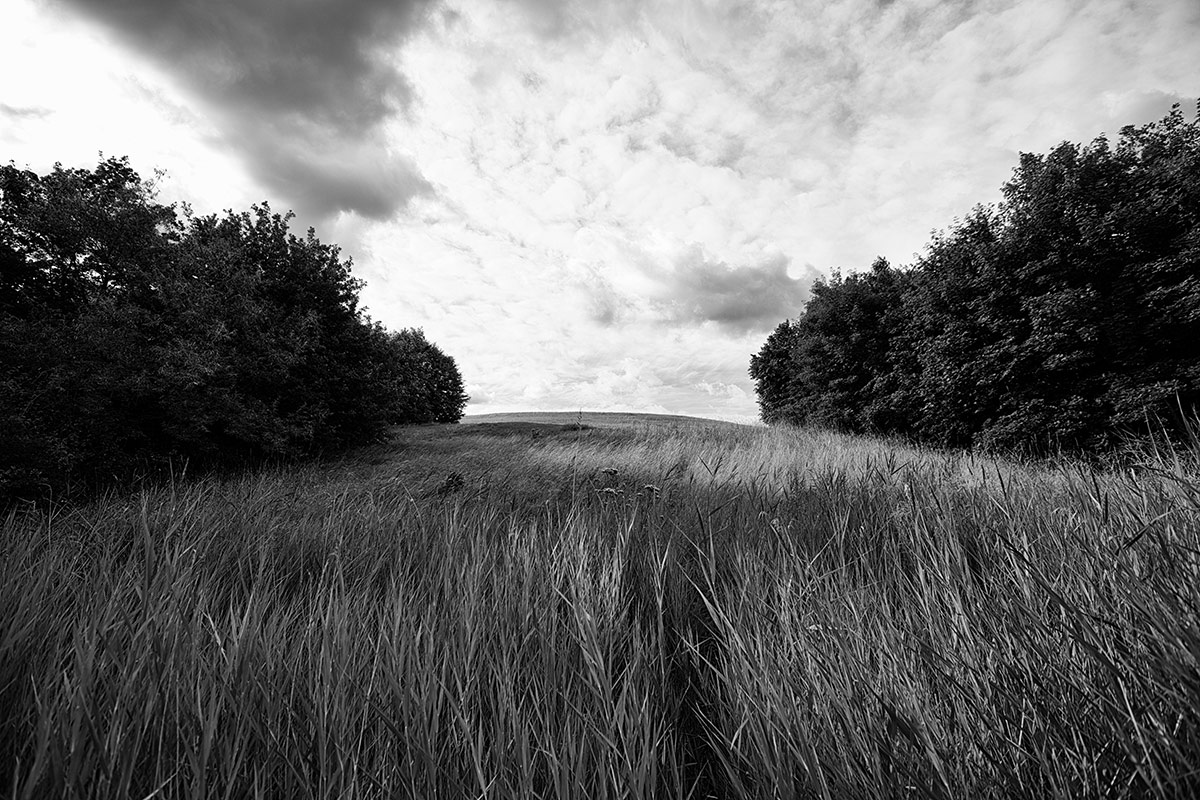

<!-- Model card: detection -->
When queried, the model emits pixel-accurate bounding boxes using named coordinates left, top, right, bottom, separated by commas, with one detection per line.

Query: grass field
left=2, top=413, right=1198, bottom=798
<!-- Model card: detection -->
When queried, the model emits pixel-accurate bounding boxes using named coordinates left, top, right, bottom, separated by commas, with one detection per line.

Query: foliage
left=2, top=417, right=1197, bottom=798
left=748, top=318, right=802, bottom=424
left=1, top=156, right=467, bottom=500
left=753, top=102, right=1200, bottom=454
left=750, top=259, right=913, bottom=434
left=382, top=327, right=471, bottom=424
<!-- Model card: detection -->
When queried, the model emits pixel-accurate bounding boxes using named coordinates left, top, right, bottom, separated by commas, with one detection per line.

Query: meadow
left=1, top=413, right=1198, bottom=799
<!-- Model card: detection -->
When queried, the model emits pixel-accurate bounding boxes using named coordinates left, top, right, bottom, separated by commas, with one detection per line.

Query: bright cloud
left=3, top=0, right=1198, bottom=421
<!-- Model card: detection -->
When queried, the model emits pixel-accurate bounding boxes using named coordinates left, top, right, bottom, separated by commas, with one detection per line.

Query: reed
left=2, top=419, right=1197, bottom=798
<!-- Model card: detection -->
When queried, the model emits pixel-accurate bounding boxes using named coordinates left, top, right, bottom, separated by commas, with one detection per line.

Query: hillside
left=462, top=410, right=740, bottom=427
left=2, top=414, right=1198, bottom=798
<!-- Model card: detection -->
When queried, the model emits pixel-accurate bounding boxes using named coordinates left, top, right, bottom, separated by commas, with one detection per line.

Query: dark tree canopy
left=1, top=156, right=468, bottom=500
left=752, top=102, right=1200, bottom=455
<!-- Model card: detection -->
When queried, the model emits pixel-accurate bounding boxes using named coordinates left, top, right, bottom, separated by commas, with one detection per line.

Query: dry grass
left=2, top=415, right=1198, bottom=798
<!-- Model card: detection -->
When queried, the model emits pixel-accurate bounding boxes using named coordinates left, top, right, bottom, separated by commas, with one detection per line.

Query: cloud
left=567, top=240, right=815, bottom=333
left=500, top=0, right=642, bottom=39
left=0, top=103, right=52, bottom=120
left=55, top=0, right=435, bottom=221
left=239, top=123, right=431, bottom=223
left=1100, top=89, right=1194, bottom=131
left=7, top=0, right=1199, bottom=425
left=383, top=0, right=1200, bottom=421
left=655, top=248, right=815, bottom=333
left=581, top=272, right=635, bottom=327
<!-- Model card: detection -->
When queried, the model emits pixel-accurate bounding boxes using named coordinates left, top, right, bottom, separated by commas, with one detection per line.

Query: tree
left=749, top=319, right=802, bottom=424
left=751, top=101, right=1200, bottom=455
left=1, top=157, right=182, bottom=493
left=750, top=259, right=912, bottom=434
left=382, top=328, right=470, bottom=424
left=0, top=157, right=178, bottom=313
left=1, top=156, right=469, bottom=501
left=902, top=207, right=1021, bottom=449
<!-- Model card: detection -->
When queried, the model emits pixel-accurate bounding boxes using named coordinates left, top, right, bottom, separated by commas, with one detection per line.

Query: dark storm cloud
left=240, top=127, right=431, bottom=222
left=56, top=0, right=436, bottom=220
left=659, top=249, right=815, bottom=333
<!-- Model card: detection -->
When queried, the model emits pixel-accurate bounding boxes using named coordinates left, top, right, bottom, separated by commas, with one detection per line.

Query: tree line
left=751, top=102, right=1200, bottom=455
left=1, top=156, right=468, bottom=500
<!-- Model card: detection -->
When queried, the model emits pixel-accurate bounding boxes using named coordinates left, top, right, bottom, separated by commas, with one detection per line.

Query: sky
left=3, top=0, right=1198, bottom=422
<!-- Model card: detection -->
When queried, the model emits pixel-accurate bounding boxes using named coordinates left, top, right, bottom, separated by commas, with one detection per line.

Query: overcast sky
left=3, top=0, right=1198, bottom=421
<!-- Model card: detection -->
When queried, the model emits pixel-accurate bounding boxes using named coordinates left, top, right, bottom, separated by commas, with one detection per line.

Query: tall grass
left=2, top=420, right=1197, bottom=798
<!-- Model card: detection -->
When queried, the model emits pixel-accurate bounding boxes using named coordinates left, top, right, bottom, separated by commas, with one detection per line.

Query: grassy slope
left=2, top=416, right=1198, bottom=798
left=461, top=411, right=740, bottom=427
